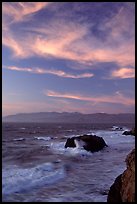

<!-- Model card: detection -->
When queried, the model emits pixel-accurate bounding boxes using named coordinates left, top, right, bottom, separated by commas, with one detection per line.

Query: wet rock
left=65, top=134, right=108, bottom=152
left=122, top=128, right=135, bottom=136
left=65, top=137, right=76, bottom=148
left=107, top=149, right=135, bottom=202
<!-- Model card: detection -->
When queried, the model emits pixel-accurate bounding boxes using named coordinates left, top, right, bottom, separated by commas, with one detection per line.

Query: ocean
left=2, top=122, right=135, bottom=202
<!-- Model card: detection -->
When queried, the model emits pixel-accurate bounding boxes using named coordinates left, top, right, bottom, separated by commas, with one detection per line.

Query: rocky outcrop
left=122, top=128, right=135, bottom=136
left=107, top=149, right=135, bottom=202
left=107, top=174, right=122, bottom=202
left=65, top=134, right=108, bottom=153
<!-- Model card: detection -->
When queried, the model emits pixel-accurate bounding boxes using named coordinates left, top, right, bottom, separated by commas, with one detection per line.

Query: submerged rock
left=64, top=134, right=108, bottom=153
left=107, top=149, right=135, bottom=202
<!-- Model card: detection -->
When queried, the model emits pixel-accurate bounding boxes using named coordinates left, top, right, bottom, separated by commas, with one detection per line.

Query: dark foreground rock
left=107, top=149, right=135, bottom=202
left=65, top=134, right=108, bottom=152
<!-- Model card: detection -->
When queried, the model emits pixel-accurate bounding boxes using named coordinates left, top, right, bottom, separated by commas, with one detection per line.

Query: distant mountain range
left=2, top=112, right=135, bottom=124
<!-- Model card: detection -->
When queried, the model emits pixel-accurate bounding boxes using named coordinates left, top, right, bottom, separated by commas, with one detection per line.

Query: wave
left=2, top=162, right=65, bottom=195
left=50, top=141, right=92, bottom=157
left=34, top=136, right=51, bottom=141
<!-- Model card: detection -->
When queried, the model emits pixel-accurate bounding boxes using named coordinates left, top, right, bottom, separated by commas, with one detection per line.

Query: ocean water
left=2, top=123, right=135, bottom=202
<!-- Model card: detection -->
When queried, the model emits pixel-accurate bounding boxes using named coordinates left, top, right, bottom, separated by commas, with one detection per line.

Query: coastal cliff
left=107, top=148, right=135, bottom=202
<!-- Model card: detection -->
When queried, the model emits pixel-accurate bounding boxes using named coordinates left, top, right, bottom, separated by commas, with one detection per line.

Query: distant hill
left=2, top=112, right=135, bottom=124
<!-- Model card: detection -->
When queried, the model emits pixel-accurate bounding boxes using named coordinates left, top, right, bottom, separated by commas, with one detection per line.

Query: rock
left=112, top=126, right=124, bottom=131
left=65, top=137, right=76, bottom=148
left=121, top=149, right=135, bottom=202
left=122, top=128, right=135, bottom=136
left=64, top=134, right=108, bottom=152
left=107, top=149, right=135, bottom=202
left=107, top=174, right=122, bottom=202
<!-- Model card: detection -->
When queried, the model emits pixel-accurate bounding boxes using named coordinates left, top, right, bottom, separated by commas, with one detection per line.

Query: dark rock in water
left=65, top=138, right=76, bottom=148
left=122, top=128, right=135, bottom=136
left=65, top=134, right=108, bottom=152
left=112, top=126, right=124, bottom=131
left=107, top=149, right=135, bottom=202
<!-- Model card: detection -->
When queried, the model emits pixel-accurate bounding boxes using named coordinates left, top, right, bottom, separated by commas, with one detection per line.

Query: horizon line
left=3, top=111, right=135, bottom=117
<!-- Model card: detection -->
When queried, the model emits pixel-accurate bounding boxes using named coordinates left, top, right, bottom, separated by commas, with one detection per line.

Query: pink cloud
left=2, top=34, right=26, bottom=57
left=4, top=65, right=94, bottom=79
left=2, top=2, right=50, bottom=22
left=2, top=3, right=135, bottom=68
left=4, top=65, right=32, bottom=72
left=111, top=68, right=135, bottom=79
left=2, top=94, right=134, bottom=116
left=45, top=90, right=134, bottom=106
left=2, top=25, right=134, bottom=67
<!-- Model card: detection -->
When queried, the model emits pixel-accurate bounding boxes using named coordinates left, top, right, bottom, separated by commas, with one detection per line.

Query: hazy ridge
left=2, top=112, right=135, bottom=124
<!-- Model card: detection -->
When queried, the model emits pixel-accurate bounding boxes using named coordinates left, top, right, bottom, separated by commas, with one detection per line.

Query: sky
left=2, top=2, right=135, bottom=116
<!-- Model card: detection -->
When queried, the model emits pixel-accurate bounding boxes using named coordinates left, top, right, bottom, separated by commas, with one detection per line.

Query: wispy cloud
left=2, top=3, right=135, bottom=116
left=3, top=65, right=33, bottom=72
left=2, top=23, right=134, bottom=67
left=45, top=90, right=134, bottom=106
left=3, top=65, right=94, bottom=79
left=2, top=2, right=52, bottom=58
left=2, top=2, right=135, bottom=68
left=2, top=2, right=50, bottom=23
left=111, top=68, right=135, bottom=79
left=2, top=33, right=26, bottom=57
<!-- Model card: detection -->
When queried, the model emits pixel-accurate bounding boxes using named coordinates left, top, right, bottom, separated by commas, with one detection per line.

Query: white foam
left=50, top=142, right=65, bottom=153
left=86, top=132, right=95, bottom=135
left=111, top=126, right=130, bottom=131
left=2, top=162, right=65, bottom=195
left=94, top=130, right=135, bottom=146
left=68, top=146, right=92, bottom=156
left=64, top=134, right=80, bottom=138
left=34, top=136, right=51, bottom=141
left=74, top=138, right=85, bottom=149
left=50, top=141, right=92, bottom=156
left=13, top=138, right=25, bottom=141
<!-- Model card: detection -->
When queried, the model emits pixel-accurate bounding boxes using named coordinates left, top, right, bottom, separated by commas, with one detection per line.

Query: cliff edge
left=107, top=148, right=135, bottom=202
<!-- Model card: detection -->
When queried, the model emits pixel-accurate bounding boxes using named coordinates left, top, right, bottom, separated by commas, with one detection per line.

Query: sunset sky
left=2, top=2, right=135, bottom=116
